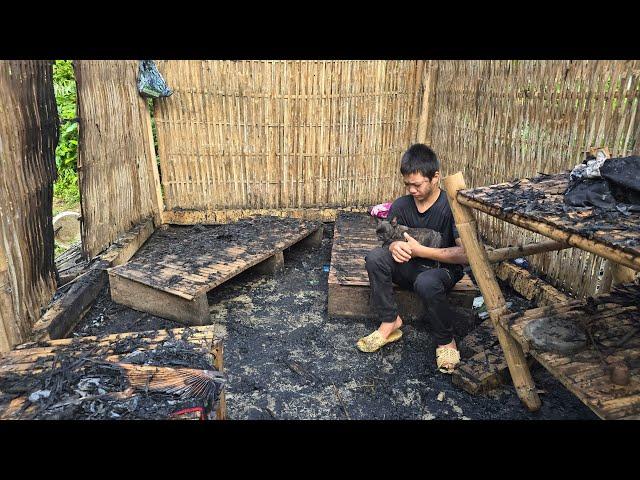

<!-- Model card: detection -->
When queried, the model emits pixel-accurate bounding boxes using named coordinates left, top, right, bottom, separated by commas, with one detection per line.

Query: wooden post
left=141, top=97, right=165, bottom=227
left=611, top=263, right=638, bottom=286
left=416, top=60, right=438, bottom=145
left=299, top=225, right=323, bottom=249
left=213, top=340, right=226, bottom=420
left=411, top=60, right=425, bottom=144
left=253, top=251, right=285, bottom=275
left=444, top=172, right=541, bottom=411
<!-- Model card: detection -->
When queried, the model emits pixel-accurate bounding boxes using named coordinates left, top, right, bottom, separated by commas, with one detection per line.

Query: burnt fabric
left=365, top=247, right=463, bottom=345
left=564, top=156, right=640, bottom=210
left=600, top=155, right=640, bottom=205
left=564, top=178, right=617, bottom=210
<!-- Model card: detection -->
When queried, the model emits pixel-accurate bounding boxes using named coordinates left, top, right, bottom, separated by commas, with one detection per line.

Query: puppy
left=375, top=217, right=442, bottom=248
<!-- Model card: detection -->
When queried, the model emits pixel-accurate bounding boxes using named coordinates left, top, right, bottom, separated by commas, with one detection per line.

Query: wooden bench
left=328, top=212, right=479, bottom=318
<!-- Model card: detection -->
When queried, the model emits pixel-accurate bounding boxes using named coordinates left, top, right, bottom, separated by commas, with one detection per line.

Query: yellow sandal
left=435, top=346, right=460, bottom=374
left=356, top=329, right=403, bottom=353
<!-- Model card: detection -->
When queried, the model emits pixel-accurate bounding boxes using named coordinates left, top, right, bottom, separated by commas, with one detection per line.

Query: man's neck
left=414, top=187, right=441, bottom=213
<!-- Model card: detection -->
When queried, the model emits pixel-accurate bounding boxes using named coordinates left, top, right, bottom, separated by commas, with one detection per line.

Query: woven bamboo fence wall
left=76, top=60, right=162, bottom=259
left=152, top=60, right=422, bottom=215
left=0, top=61, right=58, bottom=352
left=428, top=60, right=640, bottom=298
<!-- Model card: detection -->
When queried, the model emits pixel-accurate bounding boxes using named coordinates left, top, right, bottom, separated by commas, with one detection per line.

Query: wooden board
left=109, top=217, right=321, bottom=324
left=501, top=283, right=640, bottom=420
left=0, top=325, right=225, bottom=420
left=327, top=213, right=479, bottom=318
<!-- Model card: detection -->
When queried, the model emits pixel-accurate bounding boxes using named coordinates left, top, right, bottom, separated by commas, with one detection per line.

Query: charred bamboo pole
left=486, top=239, right=568, bottom=263
left=457, top=194, right=640, bottom=272
left=444, top=172, right=541, bottom=411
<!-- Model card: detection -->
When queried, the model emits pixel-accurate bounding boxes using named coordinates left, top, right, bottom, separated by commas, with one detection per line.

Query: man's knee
left=365, top=247, right=392, bottom=272
left=413, top=272, right=446, bottom=300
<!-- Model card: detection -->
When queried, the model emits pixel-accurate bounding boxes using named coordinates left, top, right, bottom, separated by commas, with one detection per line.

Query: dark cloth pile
left=564, top=155, right=640, bottom=215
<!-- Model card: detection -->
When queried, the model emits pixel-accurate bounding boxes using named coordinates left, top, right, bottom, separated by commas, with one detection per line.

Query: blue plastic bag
left=137, top=60, right=173, bottom=99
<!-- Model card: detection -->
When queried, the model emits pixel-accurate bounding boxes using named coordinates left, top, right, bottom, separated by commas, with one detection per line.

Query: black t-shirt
left=386, top=190, right=463, bottom=279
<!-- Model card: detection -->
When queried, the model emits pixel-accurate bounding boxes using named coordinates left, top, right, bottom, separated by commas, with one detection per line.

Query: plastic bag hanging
left=137, top=60, right=173, bottom=98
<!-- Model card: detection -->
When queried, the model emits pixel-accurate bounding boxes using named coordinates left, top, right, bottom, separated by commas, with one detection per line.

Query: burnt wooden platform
left=500, top=283, right=640, bottom=420
left=0, top=326, right=225, bottom=420
left=458, top=172, right=640, bottom=271
left=328, top=212, right=478, bottom=318
left=108, top=217, right=322, bottom=325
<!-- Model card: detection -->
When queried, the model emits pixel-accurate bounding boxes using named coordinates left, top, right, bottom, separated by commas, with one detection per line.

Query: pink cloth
left=370, top=202, right=393, bottom=219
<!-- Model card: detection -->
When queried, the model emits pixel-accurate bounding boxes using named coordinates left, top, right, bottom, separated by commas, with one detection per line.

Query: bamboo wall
left=428, top=60, right=640, bottom=297
left=153, top=60, right=422, bottom=212
left=75, top=61, right=162, bottom=259
left=0, top=61, right=58, bottom=352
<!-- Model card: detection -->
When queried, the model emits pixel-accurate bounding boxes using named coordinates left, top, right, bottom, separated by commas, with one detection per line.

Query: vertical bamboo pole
left=213, top=341, right=226, bottom=420
left=141, top=97, right=165, bottom=226
left=444, top=172, right=541, bottom=411
left=416, top=60, right=438, bottom=145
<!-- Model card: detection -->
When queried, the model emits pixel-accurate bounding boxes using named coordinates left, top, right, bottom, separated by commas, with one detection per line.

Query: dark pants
left=365, top=247, right=462, bottom=346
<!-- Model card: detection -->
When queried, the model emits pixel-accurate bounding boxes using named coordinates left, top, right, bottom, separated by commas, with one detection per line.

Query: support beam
left=444, top=172, right=541, bottom=411
left=299, top=225, right=323, bottom=249
left=253, top=251, right=284, bottom=275
left=108, top=271, right=210, bottom=326
left=162, top=208, right=367, bottom=225
left=486, top=239, right=568, bottom=263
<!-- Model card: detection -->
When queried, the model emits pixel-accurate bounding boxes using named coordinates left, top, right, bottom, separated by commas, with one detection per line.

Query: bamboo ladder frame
left=444, top=172, right=542, bottom=411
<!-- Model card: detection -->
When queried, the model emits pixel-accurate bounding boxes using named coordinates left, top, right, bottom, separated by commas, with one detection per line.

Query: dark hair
left=400, top=144, right=439, bottom=179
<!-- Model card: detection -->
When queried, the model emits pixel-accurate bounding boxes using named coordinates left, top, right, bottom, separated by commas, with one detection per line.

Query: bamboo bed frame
left=444, top=171, right=640, bottom=418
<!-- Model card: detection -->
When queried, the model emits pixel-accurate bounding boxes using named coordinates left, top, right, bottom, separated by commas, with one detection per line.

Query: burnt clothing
left=385, top=190, right=463, bottom=279
left=365, top=247, right=460, bottom=345
left=565, top=155, right=640, bottom=210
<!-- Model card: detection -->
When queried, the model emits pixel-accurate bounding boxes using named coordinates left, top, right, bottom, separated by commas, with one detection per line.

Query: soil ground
left=73, top=222, right=598, bottom=420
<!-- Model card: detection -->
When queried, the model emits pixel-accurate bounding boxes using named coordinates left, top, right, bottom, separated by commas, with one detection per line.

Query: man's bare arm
left=404, top=234, right=468, bottom=265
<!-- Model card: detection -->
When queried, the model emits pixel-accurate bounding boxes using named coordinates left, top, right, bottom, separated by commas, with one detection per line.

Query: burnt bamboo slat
left=450, top=166, right=640, bottom=416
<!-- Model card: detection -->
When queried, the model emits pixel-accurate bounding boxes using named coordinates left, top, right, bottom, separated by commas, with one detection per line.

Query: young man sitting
left=357, top=144, right=469, bottom=373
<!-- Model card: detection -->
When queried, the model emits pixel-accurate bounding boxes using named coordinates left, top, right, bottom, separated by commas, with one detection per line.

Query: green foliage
left=53, top=60, right=79, bottom=203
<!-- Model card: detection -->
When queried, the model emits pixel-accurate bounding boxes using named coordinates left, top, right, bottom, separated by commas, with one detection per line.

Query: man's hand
left=389, top=240, right=412, bottom=263
left=403, top=232, right=421, bottom=251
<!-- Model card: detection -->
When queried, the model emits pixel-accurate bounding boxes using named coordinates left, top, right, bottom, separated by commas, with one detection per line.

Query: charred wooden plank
left=31, top=219, right=156, bottom=342
left=109, top=271, right=210, bottom=326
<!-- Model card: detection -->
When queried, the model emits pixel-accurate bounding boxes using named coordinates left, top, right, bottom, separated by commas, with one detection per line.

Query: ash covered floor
left=74, top=223, right=597, bottom=420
